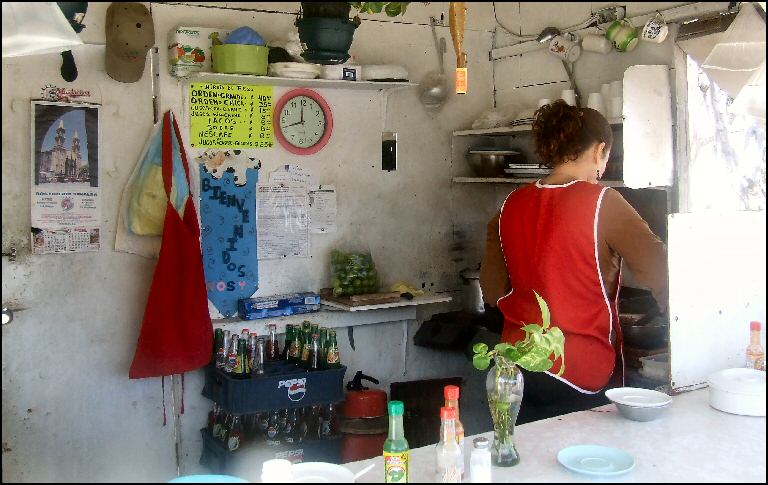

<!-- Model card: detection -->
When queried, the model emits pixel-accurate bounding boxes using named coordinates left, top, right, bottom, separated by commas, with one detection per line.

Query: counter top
left=346, top=388, right=766, bottom=482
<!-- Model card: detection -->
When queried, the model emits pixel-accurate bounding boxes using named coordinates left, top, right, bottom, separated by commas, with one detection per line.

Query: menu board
left=189, top=82, right=273, bottom=149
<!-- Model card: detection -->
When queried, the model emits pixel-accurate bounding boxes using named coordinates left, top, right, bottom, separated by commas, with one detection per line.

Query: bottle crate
left=202, top=362, right=346, bottom=414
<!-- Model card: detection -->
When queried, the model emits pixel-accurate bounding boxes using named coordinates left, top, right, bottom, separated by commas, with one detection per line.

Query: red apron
left=129, top=111, right=213, bottom=379
left=497, top=181, right=623, bottom=393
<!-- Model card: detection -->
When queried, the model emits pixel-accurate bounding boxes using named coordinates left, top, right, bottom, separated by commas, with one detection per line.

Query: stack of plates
left=505, top=163, right=551, bottom=177
left=267, top=62, right=322, bottom=79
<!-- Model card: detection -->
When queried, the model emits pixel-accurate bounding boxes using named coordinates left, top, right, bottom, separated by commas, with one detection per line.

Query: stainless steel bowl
left=467, top=152, right=511, bottom=177
left=613, top=401, right=670, bottom=422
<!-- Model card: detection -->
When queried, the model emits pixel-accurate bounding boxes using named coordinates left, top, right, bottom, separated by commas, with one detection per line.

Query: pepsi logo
left=278, top=378, right=307, bottom=402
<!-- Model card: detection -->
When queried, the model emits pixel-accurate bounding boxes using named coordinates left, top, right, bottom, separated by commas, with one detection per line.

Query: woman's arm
left=480, top=211, right=512, bottom=306
left=601, top=189, right=669, bottom=312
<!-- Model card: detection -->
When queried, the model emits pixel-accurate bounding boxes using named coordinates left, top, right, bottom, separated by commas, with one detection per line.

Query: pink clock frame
left=273, top=88, right=334, bottom=155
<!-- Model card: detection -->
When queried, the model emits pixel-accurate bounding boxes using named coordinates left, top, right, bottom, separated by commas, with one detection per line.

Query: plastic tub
left=639, top=353, right=669, bottom=381
left=212, top=44, right=269, bottom=75
left=708, top=368, right=766, bottom=416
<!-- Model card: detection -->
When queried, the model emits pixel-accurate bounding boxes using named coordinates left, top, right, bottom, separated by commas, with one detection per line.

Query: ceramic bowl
left=606, top=387, right=672, bottom=422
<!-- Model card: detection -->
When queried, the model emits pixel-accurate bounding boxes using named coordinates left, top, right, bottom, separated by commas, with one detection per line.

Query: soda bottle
left=219, top=412, right=232, bottom=442
left=241, top=328, right=250, bottom=340
left=300, top=331, right=311, bottom=369
left=384, top=401, right=410, bottom=483
left=235, top=338, right=250, bottom=378
left=288, top=325, right=302, bottom=364
left=319, top=328, right=329, bottom=369
left=444, top=385, right=465, bottom=479
left=265, top=410, right=282, bottom=446
left=253, top=338, right=266, bottom=375
left=746, top=321, right=765, bottom=371
left=213, top=328, right=223, bottom=364
left=256, top=411, right=270, bottom=438
left=225, top=335, right=239, bottom=375
left=282, top=408, right=295, bottom=445
left=266, top=324, right=280, bottom=361
left=212, top=405, right=225, bottom=440
left=325, top=330, right=341, bottom=369
left=216, top=330, right=230, bottom=369
left=298, top=407, right=309, bottom=442
left=208, top=403, right=219, bottom=434
left=283, top=325, right=294, bottom=361
left=247, top=335, right=257, bottom=373
left=310, top=323, right=320, bottom=342
left=319, top=403, right=338, bottom=439
left=435, top=407, right=461, bottom=483
left=308, top=333, right=321, bottom=371
left=305, top=405, right=321, bottom=440
left=227, top=415, right=245, bottom=452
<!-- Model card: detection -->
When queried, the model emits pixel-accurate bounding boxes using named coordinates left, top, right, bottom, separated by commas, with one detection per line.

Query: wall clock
left=274, top=88, right=333, bottom=155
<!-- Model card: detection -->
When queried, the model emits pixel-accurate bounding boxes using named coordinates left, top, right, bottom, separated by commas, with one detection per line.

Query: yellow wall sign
left=190, top=82, right=274, bottom=149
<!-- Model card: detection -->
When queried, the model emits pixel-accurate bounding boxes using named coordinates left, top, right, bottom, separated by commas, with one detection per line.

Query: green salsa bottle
left=384, top=400, right=410, bottom=483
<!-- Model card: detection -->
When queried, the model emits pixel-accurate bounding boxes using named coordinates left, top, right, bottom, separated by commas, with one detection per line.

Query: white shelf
left=320, top=294, right=452, bottom=312
left=188, top=72, right=418, bottom=91
left=452, top=177, right=628, bottom=187
left=453, top=118, right=623, bottom=137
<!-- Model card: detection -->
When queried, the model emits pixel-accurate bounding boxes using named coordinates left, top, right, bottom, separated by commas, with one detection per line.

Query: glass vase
left=485, top=357, right=524, bottom=466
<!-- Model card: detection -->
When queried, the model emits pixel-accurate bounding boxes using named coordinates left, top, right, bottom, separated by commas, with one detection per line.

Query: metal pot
left=460, top=268, right=484, bottom=315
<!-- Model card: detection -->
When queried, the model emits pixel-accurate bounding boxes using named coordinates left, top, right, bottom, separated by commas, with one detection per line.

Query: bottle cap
left=444, top=385, right=460, bottom=400
left=473, top=437, right=490, bottom=449
left=751, top=321, right=761, bottom=331
left=388, top=400, right=404, bottom=416
left=440, top=406, right=457, bottom=420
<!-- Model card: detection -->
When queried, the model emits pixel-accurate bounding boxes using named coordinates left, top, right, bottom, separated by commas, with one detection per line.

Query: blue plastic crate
left=202, top=363, right=346, bottom=414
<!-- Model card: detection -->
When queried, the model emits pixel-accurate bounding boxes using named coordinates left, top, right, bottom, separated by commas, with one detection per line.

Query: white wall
left=2, top=2, right=495, bottom=481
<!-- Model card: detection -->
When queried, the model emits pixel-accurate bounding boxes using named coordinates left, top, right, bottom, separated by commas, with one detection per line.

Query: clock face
left=274, top=89, right=333, bottom=155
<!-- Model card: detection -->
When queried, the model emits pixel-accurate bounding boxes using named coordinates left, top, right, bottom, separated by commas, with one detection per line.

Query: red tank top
left=497, top=180, right=621, bottom=393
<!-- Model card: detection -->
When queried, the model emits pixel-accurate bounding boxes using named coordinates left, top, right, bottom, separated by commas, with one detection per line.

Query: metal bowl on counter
left=467, top=148, right=524, bottom=177
left=605, top=387, right=672, bottom=422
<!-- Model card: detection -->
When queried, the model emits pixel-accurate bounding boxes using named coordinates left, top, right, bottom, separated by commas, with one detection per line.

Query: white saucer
left=557, top=445, right=635, bottom=477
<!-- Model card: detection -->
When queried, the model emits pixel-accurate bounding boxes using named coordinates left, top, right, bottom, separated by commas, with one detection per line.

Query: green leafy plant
left=472, top=290, right=566, bottom=375
left=349, top=2, right=412, bottom=17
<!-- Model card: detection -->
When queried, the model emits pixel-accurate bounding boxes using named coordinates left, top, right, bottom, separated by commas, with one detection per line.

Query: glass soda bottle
left=235, top=338, right=250, bottom=378
left=227, top=415, right=244, bottom=452
left=217, top=330, right=230, bottom=369
left=326, top=330, right=341, bottom=368
left=308, top=333, right=321, bottom=371
left=252, top=338, right=266, bottom=375
left=265, top=410, right=282, bottom=446
left=283, top=325, right=294, bottom=361
left=435, top=406, right=462, bottom=483
left=746, top=321, right=765, bottom=371
left=444, top=385, right=465, bottom=478
left=213, top=328, right=223, bottom=364
left=384, top=400, right=410, bottom=483
left=288, top=325, right=302, bottom=364
left=225, top=335, right=239, bottom=375
left=319, top=328, right=329, bottom=369
left=266, top=324, right=280, bottom=361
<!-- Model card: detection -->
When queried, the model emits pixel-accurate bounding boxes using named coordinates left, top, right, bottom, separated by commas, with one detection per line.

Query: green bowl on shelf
left=212, top=44, right=269, bottom=75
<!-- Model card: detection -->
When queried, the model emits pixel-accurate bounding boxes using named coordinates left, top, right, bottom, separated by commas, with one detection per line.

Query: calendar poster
left=31, top=101, right=101, bottom=254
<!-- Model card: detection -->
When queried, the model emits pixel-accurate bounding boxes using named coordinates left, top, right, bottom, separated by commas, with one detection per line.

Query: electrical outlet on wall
left=382, top=132, right=397, bottom=171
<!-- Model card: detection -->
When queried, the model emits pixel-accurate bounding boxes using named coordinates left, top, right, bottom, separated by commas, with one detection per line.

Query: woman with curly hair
left=480, top=100, right=668, bottom=418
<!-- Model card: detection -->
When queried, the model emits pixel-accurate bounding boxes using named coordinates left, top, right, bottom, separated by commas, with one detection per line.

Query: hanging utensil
left=419, top=16, right=449, bottom=110
left=449, top=2, right=468, bottom=94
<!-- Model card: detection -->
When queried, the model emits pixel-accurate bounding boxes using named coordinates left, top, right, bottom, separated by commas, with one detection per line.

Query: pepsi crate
left=202, top=362, right=346, bottom=414
left=199, top=428, right=343, bottom=477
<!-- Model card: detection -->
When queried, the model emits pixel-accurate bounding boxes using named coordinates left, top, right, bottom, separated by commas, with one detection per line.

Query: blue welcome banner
left=200, top=164, right=259, bottom=317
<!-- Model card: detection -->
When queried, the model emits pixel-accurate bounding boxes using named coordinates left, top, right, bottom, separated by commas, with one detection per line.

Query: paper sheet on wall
left=257, top=183, right=309, bottom=259
left=309, top=185, right=337, bottom=234
left=268, top=164, right=314, bottom=185
left=189, top=82, right=273, bottom=149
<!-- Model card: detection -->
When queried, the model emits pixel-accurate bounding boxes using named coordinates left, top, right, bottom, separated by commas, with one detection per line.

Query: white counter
left=346, top=388, right=766, bottom=483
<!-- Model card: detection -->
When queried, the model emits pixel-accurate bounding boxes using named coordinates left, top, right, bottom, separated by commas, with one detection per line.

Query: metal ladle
left=420, top=17, right=449, bottom=110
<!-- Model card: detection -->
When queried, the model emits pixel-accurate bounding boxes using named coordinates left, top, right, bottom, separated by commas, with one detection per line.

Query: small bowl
left=606, top=387, right=672, bottom=422
left=612, top=401, right=670, bottom=421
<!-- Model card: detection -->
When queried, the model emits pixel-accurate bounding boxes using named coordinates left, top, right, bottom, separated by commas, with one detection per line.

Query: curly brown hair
left=532, top=100, right=613, bottom=168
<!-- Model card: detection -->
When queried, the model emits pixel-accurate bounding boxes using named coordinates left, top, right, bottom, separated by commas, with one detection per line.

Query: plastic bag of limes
left=330, top=249, right=379, bottom=297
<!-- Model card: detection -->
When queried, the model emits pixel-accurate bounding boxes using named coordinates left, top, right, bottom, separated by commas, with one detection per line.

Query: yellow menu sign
left=190, top=82, right=273, bottom=148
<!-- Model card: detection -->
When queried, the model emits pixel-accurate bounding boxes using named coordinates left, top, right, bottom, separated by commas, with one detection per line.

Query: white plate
left=557, top=445, right=635, bottom=477
left=291, top=462, right=355, bottom=483
left=606, top=387, right=672, bottom=408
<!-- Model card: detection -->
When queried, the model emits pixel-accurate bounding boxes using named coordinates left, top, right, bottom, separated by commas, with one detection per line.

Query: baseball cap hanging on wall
left=105, top=2, right=154, bottom=83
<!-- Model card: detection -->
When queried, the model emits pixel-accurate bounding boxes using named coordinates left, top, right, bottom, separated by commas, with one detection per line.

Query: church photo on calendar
left=33, top=101, right=99, bottom=187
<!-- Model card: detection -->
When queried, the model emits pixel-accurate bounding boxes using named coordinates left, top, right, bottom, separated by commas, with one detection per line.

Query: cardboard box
left=238, top=292, right=322, bottom=320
